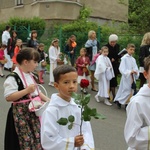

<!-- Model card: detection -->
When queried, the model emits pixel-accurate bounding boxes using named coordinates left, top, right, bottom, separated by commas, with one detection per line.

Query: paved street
left=0, top=70, right=128, bottom=150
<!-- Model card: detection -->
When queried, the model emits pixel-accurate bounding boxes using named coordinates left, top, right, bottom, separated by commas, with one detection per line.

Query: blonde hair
left=141, top=32, right=150, bottom=46
left=16, top=39, right=22, bottom=46
left=127, top=43, right=135, bottom=49
left=38, top=43, right=45, bottom=48
left=80, top=47, right=86, bottom=52
left=51, top=38, right=59, bottom=46
left=88, top=30, right=96, bottom=39
left=101, top=46, right=109, bottom=52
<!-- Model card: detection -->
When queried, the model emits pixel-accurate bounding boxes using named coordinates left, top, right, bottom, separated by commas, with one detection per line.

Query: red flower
left=80, top=79, right=89, bottom=88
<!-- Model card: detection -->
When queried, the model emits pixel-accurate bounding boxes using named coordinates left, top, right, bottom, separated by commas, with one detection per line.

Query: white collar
left=50, top=93, right=77, bottom=107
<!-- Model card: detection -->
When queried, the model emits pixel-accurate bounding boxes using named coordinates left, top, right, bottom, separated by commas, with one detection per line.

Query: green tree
left=129, top=0, right=150, bottom=33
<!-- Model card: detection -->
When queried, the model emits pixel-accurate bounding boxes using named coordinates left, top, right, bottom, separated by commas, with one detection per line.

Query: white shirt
left=4, top=67, right=40, bottom=98
left=49, top=46, right=60, bottom=63
left=41, top=93, right=95, bottom=150
left=124, top=84, right=150, bottom=150
left=2, top=30, right=10, bottom=45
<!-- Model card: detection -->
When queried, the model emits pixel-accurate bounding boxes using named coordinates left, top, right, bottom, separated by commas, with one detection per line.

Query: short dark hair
left=0, top=44, right=7, bottom=48
left=5, top=25, right=11, bottom=31
left=53, top=65, right=77, bottom=83
left=144, top=56, right=150, bottom=72
left=16, top=47, right=40, bottom=64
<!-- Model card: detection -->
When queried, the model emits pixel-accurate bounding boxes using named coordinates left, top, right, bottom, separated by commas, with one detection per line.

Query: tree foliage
left=129, top=0, right=150, bottom=33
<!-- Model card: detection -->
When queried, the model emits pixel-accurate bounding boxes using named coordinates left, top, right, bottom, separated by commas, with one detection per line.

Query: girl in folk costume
left=124, top=56, right=150, bottom=150
left=12, top=39, right=22, bottom=71
left=4, top=48, right=49, bottom=150
left=94, top=46, right=114, bottom=106
left=49, top=38, right=61, bottom=86
left=76, top=48, right=90, bottom=94
left=114, top=44, right=139, bottom=109
left=64, top=35, right=77, bottom=66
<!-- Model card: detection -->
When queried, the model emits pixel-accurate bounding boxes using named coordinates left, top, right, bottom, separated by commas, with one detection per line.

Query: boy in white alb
left=41, top=65, right=94, bottom=150
left=124, top=56, right=150, bottom=150
left=114, top=44, right=139, bottom=108
left=94, top=46, right=114, bottom=106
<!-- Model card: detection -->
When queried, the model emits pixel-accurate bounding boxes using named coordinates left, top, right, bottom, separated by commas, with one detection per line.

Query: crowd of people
left=1, top=24, right=150, bottom=149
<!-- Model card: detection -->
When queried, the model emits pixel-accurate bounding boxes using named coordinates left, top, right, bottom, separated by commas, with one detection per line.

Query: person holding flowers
left=64, top=35, right=77, bottom=66
left=76, top=48, right=90, bottom=94
left=41, top=65, right=94, bottom=150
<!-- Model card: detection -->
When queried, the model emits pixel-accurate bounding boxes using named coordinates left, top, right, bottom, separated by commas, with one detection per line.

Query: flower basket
left=57, top=60, right=64, bottom=65
left=41, top=61, right=47, bottom=67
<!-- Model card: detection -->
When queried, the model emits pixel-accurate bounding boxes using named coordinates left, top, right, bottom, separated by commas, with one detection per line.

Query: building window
left=16, top=0, right=23, bottom=6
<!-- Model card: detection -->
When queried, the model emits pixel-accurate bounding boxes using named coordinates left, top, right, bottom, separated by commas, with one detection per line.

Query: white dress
left=124, top=84, right=150, bottom=150
left=49, top=46, right=60, bottom=83
left=41, top=93, right=95, bottom=150
left=94, top=55, right=114, bottom=98
left=114, top=54, right=139, bottom=104
left=2, top=30, right=13, bottom=69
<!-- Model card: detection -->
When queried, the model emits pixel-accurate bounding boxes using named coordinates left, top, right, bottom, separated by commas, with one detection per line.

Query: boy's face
left=39, top=46, right=44, bottom=51
left=127, top=47, right=135, bottom=55
left=54, top=72, right=78, bottom=102
left=143, top=68, right=150, bottom=83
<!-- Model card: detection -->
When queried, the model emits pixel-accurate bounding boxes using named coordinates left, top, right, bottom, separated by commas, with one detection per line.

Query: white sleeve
left=119, top=58, right=131, bottom=78
left=4, top=76, right=18, bottom=98
left=41, top=106, right=75, bottom=150
left=133, top=58, right=139, bottom=80
left=81, top=121, right=95, bottom=150
left=49, top=47, right=57, bottom=62
left=124, top=99, right=149, bottom=149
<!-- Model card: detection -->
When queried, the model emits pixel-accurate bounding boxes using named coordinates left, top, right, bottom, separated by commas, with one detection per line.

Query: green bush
left=0, top=17, right=46, bottom=42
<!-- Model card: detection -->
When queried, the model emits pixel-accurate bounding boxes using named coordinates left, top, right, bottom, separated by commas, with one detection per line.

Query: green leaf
left=90, top=108, right=97, bottom=116
left=94, top=113, right=106, bottom=120
left=68, top=115, right=75, bottom=123
left=71, top=92, right=80, bottom=100
left=83, top=115, right=91, bottom=121
left=57, top=118, right=68, bottom=125
left=68, top=123, right=73, bottom=130
left=82, top=94, right=90, bottom=105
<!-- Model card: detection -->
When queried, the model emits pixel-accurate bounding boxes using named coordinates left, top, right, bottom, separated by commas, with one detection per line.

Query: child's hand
left=70, top=50, right=74, bottom=54
left=74, top=135, right=84, bottom=147
left=82, top=64, right=85, bottom=67
left=26, top=84, right=36, bottom=94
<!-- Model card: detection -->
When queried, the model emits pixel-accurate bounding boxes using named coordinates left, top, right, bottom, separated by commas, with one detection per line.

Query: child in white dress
left=124, top=56, right=150, bottom=150
left=94, top=46, right=115, bottom=106
left=48, top=38, right=61, bottom=86
left=41, top=65, right=94, bottom=150
left=114, top=44, right=139, bottom=109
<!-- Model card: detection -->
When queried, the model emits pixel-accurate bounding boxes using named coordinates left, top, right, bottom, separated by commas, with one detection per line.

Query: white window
left=15, top=0, right=23, bottom=6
